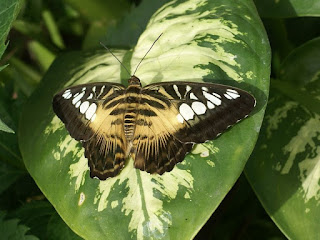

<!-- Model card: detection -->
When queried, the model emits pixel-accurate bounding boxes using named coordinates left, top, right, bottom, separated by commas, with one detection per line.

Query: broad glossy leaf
left=246, top=37, right=320, bottom=239
left=0, top=0, right=21, bottom=133
left=0, top=0, right=21, bottom=60
left=254, top=0, right=320, bottom=18
left=20, top=0, right=270, bottom=239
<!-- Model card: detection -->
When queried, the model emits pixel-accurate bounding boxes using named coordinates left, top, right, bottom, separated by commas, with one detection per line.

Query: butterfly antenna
left=133, top=33, right=163, bottom=76
left=99, top=42, right=131, bottom=77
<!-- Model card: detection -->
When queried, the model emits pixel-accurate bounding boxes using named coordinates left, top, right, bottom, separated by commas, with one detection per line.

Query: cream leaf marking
left=173, top=85, right=182, bottom=99
left=191, top=102, right=206, bottom=115
left=179, top=103, right=194, bottom=120
left=189, top=92, right=198, bottom=100
left=91, top=159, right=194, bottom=240
left=203, top=91, right=222, bottom=106
left=78, top=192, right=85, bottom=206
left=80, top=101, right=90, bottom=114
left=85, top=103, right=97, bottom=120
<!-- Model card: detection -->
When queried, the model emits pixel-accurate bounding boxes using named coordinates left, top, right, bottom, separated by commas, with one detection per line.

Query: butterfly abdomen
left=123, top=85, right=142, bottom=141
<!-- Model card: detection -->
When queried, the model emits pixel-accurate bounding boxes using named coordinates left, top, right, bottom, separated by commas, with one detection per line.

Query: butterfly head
left=128, top=75, right=142, bottom=87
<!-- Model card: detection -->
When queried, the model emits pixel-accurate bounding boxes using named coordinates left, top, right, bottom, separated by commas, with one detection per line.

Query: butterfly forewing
left=143, top=82, right=256, bottom=143
left=53, top=82, right=129, bottom=179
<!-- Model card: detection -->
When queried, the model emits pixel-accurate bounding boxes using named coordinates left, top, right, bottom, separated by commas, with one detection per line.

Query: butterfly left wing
left=131, top=81, right=256, bottom=174
left=53, top=82, right=129, bottom=179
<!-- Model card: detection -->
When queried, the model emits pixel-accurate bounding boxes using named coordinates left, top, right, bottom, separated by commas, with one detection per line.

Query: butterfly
left=52, top=75, right=256, bottom=180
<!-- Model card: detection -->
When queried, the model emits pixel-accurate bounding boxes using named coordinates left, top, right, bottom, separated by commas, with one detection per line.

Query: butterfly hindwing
left=53, top=82, right=129, bottom=179
left=131, top=92, right=194, bottom=174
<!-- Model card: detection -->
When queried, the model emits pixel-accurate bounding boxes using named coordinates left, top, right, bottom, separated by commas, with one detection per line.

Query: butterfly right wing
left=53, top=82, right=128, bottom=179
left=131, top=81, right=255, bottom=175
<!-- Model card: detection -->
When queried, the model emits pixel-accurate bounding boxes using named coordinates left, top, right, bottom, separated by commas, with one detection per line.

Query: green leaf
left=104, top=0, right=171, bottom=48
left=0, top=211, right=39, bottom=240
left=27, top=41, right=56, bottom=72
left=47, top=213, right=82, bottom=240
left=20, top=0, right=270, bottom=239
left=0, top=160, right=24, bottom=194
left=254, top=0, right=320, bottom=18
left=0, top=118, right=14, bottom=133
left=42, top=10, right=65, bottom=49
left=246, top=37, right=320, bottom=239
left=0, top=0, right=21, bottom=63
left=65, top=0, right=130, bottom=22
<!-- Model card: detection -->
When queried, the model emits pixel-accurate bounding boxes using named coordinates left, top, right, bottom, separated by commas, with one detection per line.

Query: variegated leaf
left=20, top=0, right=270, bottom=239
left=246, top=37, right=320, bottom=239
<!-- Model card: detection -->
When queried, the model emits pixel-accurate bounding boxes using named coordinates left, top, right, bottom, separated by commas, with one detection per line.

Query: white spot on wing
left=80, top=101, right=90, bottom=114
left=191, top=102, right=206, bottom=115
left=92, top=86, right=96, bottom=92
left=203, top=91, right=222, bottom=106
left=72, top=92, right=85, bottom=105
left=226, top=90, right=240, bottom=99
left=207, top=101, right=215, bottom=109
left=85, top=103, right=97, bottom=120
left=212, top=93, right=221, bottom=98
left=189, top=92, right=198, bottom=100
left=75, top=101, right=81, bottom=108
left=87, top=93, right=93, bottom=99
left=202, top=86, right=209, bottom=92
left=176, top=114, right=184, bottom=123
left=173, top=85, right=181, bottom=99
left=186, top=85, right=191, bottom=93
left=227, top=89, right=238, bottom=94
left=179, top=103, right=194, bottom=121
left=64, top=92, right=72, bottom=99
left=62, top=89, right=72, bottom=99
left=224, top=93, right=233, bottom=99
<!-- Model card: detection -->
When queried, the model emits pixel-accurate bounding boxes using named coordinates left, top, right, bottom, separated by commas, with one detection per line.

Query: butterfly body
left=53, top=75, right=256, bottom=180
